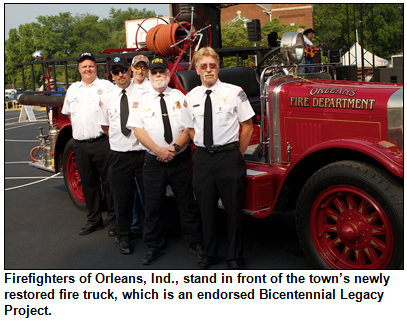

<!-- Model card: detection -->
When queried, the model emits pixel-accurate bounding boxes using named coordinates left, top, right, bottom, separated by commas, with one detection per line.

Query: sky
left=4, top=3, right=170, bottom=40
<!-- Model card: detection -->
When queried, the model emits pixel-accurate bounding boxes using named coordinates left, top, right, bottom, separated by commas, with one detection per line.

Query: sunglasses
left=150, top=69, right=166, bottom=75
left=199, top=63, right=217, bottom=70
left=111, top=68, right=129, bottom=75
left=133, top=66, right=148, bottom=71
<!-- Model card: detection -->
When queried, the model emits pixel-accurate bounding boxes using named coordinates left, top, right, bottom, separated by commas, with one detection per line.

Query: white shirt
left=98, top=82, right=142, bottom=152
left=181, top=79, right=255, bottom=148
left=304, top=36, right=314, bottom=47
left=127, top=87, right=186, bottom=156
left=62, top=77, right=114, bottom=140
left=132, top=77, right=153, bottom=91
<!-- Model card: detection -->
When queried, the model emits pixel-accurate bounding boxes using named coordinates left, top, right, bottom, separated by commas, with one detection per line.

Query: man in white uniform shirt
left=127, top=57, right=203, bottom=265
left=98, top=55, right=145, bottom=255
left=131, top=55, right=152, bottom=90
left=129, top=54, right=151, bottom=239
left=62, top=52, right=116, bottom=236
left=181, top=47, right=255, bottom=269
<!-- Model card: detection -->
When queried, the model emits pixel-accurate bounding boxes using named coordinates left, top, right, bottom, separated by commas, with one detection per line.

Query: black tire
left=62, top=138, right=87, bottom=212
left=296, top=160, right=403, bottom=269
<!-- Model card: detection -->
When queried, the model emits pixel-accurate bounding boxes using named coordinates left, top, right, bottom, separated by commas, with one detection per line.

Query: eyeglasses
left=150, top=69, right=166, bottom=75
left=133, top=66, right=148, bottom=71
left=199, top=63, right=217, bottom=70
left=111, top=68, right=129, bottom=75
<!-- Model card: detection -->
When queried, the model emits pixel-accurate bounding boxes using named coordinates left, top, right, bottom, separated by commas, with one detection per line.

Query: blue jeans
left=305, top=57, right=314, bottom=73
left=131, top=180, right=144, bottom=234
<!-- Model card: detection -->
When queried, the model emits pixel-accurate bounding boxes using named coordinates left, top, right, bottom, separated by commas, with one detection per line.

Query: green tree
left=314, top=4, right=403, bottom=59
left=5, top=6, right=158, bottom=87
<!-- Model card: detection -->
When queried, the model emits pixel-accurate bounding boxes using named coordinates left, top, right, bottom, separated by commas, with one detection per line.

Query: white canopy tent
left=341, top=42, right=388, bottom=68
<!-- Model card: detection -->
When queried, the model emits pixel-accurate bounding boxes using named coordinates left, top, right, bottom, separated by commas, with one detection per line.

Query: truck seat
left=175, top=67, right=261, bottom=113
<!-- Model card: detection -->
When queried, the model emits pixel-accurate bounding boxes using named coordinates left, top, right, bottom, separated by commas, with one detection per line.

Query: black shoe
left=141, top=248, right=161, bottom=265
left=108, top=225, right=118, bottom=236
left=190, top=243, right=204, bottom=259
left=79, top=222, right=104, bottom=235
left=196, top=256, right=218, bottom=269
left=227, top=260, right=244, bottom=270
left=120, top=240, right=133, bottom=255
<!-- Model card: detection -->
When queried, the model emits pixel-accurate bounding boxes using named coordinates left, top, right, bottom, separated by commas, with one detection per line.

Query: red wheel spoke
left=333, top=197, right=347, bottom=214
left=324, top=207, right=339, bottom=222
left=346, top=194, right=357, bottom=211
left=357, top=198, right=368, bottom=216
left=322, top=223, right=337, bottom=233
left=370, top=236, right=387, bottom=252
left=362, top=245, right=381, bottom=264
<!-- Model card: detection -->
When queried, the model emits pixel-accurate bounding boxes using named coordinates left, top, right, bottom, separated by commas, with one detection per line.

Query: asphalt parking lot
left=4, top=108, right=312, bottom=270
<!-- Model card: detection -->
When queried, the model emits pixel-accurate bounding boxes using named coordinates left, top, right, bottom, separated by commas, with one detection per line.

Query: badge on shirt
left=97, top=88, right=103, bottom=95
left=133, top=102, right=139, bottom=108
left=193, top=104, right=199, bottom=108
left=238, top=90, right=248, bottom=102
left=221, top=95, right=228, bottom=105
left=183, top=100, right=188, bottom=108
left=175, top=101, right=181, bottom=109
left=144, top=108, right=151, bottom=112
left=99, top=100, right=103, bottom=108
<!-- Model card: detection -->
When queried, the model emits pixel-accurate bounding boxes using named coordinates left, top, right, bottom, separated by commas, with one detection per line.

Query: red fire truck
left=16, top=8, right=403, bottom=270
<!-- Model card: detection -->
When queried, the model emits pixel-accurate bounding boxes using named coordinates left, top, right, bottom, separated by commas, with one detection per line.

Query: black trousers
left=109, top=150, right=145, bottom=241
left=143, top=150, right=202, bottom=250
left=73, top=136, right=115, bottom=225
left=192, top=147, right=246, bottom=262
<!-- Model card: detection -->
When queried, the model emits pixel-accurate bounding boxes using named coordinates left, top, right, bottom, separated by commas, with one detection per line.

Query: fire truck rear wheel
left=62, top=138, right=87, bottom=212
left=296, top=160, right=403, bottom=269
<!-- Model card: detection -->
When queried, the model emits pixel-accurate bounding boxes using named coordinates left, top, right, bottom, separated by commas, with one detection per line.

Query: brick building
left=221, top=4, right=313, bottom=28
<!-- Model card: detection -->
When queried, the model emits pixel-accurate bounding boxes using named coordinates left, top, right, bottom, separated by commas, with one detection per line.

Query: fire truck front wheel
left=62, top=138, right=87, bottom=212
left=296, top=160, right=403, bottom=270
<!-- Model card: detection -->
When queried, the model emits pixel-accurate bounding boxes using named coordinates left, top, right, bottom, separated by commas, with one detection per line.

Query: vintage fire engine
left=16, top=9, right=403, bottom=270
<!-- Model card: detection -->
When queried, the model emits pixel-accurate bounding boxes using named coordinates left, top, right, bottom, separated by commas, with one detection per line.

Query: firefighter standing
left=98, top=55, right=145, bottom=255
left=181, top=47, right=255, bottom=269
left=127, top=57, right=203, bottom=265
left=61, top=52, right=116, bottom=236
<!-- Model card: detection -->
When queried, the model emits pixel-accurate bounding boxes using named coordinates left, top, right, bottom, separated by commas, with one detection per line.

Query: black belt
left=197, top=142, right=238, bottom=153
left=76, top=134, right=107, bottom=143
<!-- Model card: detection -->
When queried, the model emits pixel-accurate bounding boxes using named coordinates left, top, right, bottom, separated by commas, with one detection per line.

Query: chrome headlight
left=387, top=89, right=403, bottom=148
left=280, top=32, right=304, bottom=64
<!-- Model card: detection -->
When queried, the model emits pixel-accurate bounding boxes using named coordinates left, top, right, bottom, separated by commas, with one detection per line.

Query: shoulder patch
left=238, top=90, right=248, bottom=102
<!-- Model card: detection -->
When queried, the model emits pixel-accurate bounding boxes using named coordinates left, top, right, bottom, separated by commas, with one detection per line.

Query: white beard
left=152, top=77, right=170, bottom=90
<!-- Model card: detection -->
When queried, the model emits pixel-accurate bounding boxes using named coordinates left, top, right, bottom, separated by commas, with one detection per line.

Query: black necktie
left=120, top=89, right=130, bottom=136
left=204, top=89, right=213, bottom=148
left=159, top=93, right=173, bottom=144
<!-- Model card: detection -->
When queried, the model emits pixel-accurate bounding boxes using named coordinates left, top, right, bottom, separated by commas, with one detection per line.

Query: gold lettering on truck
left=289, top=87, right=376, bottom=110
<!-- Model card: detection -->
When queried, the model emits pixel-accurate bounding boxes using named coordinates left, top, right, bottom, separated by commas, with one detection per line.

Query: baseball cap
left=78, top=52, right=96, bottom=63
left=132, top=55, right=149, bottom=67
left=149, top=57, right=168, bottom=70
left=111, top=55, right=130, bottom=70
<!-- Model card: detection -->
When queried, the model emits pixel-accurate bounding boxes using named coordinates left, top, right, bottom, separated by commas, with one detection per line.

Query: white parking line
left=5, top=122, right=47, bottom=131
left=5, top=173, right=62, bottom=191
left=5, top=161, right=32, bottom=164
left=6, top=177, right=62, bottom=179
left=5, top=139, right=39, bottom=142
